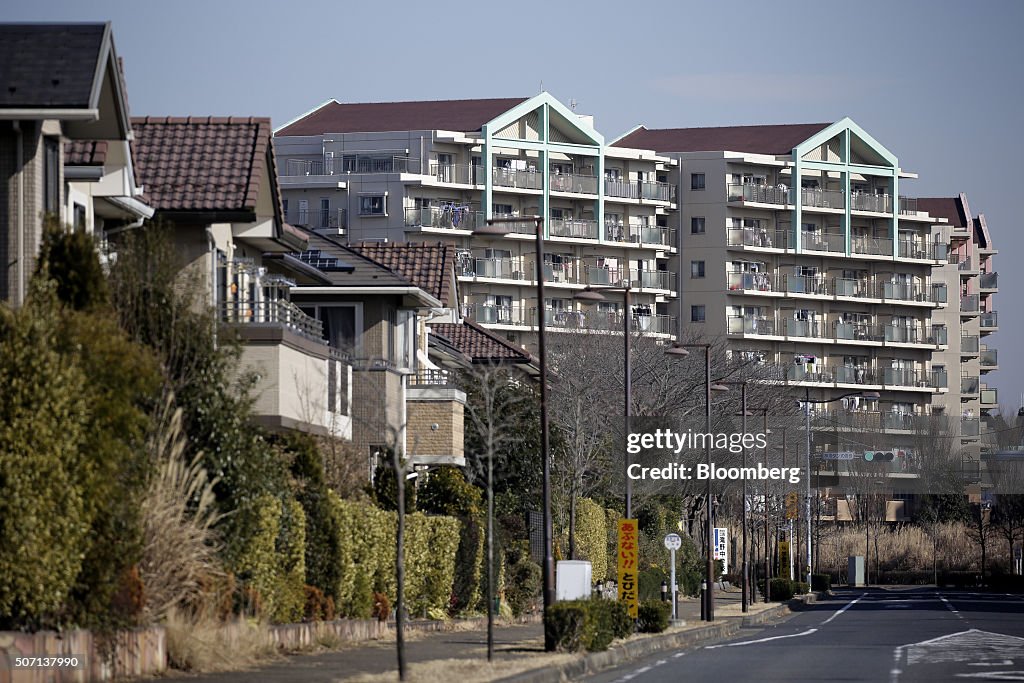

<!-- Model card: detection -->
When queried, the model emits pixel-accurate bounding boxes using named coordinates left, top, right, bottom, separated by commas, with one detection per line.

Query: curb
left=498, top=595, right=823, bottom=683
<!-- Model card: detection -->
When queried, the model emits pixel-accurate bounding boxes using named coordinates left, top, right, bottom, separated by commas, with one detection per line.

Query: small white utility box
left=556, top=560, right=593, bottom=601
left=848, top=556, right=865, bottom=587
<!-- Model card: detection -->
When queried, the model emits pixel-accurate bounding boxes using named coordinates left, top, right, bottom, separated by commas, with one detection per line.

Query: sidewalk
left=170, top=588, right=792, bottom=683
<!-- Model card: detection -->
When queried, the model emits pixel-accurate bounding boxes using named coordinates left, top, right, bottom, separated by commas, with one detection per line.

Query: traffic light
left=864, top=450, right=895, bottom=462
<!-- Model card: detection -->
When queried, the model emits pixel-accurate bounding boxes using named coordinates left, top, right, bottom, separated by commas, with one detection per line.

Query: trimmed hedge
left=637, top=600, right=670, bottom=633
left=758, top=577, right=809, bottom=602
left=575, top=498, right=608, bottom=582
left=545, top=598, right=631, bottom=652
left=811, top=573, right=832, bottom=591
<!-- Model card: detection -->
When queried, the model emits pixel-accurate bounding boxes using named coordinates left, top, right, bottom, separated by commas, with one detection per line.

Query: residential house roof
left=429, top=321, right=534, bottom=365
left=0, top=23, right=107, bottom=109
left=615, top=123, right=831, bottom=155
left=917, top=197, right=969, bottom=228
left=275, top=97, right=528, bottom=137
left=348, top=242, right=454, bottom=307
left=64, top=139, right=108, bottom=165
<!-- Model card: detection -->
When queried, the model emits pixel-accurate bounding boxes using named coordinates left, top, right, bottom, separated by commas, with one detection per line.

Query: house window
left=691, top=216, right=706, bottom=234
left=309, top=303, right=362, bottom=354
left=73, top=204, right=87, bottom=232
left=44, top=137, right=60, bottom=213
left=690, top=260, right=705, bottom=278
left=691, top=305, right=706, bottom=323
left=359, top=194, right=387, bottom=216
left=690, top=173, right=706, bottom=191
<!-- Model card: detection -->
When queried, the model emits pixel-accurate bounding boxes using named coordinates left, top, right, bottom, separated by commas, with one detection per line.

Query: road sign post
left=664, top=533, right=682, bottom=621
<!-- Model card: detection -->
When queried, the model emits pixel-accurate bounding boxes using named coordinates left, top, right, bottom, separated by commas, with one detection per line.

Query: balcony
left=800, top=187, right=845, bottom=209
left=850, top=193, right=892, bottom=213
left=550, top=218, right=599, bottom=240
left=544, top=260, right=586, bottom=285
left=784, top=274, right=830, bottom=295
left=960, top=294, right=980, bottom=315
left=492, top=166, right=543, bottom=190
left=604, top=178, right=676, bottom=202
left=459, top=257, right=524, bottom=280
left=951, top=254, right=979, bottom=274
left=961, top=376, right=980, bottom=395
left=584, top=265, right=626, bottom=287
left=834, top=321, right=881, bottom=342
left=549, top=172, right=598, bottom=195
left=430, top=163, right=484, bottom=185
left=285, top=207, right=347, bottom=232
left=466, top=303, right=520, bottom=325
left=960, top=335, right=980, bottom=355
left=898, top=197, right=919, bottom=215
left=407, top=369, right=454, bottom=387
left=531, top=308, right=673, bottom=335
left=727, top=271, right=779, bottom=294
left=814, top=410, right=932, bottom=434
left=852, top=236, right=894, bottom=257
left=404, top=206, right=485, bottom=232
left=833, top=278, right=873, bottom=298
left=884, top=325, right=932, bottom=345
left=932, top=327, right=948, bottom=346
left=883, top=367, right=934, bottom=389
left=833, top=365, right=880, bottom=385
left=641, top=181, right=676, bottom=202
left=930, top=242, right=949, bottom=262
left=962, top=418, right=980, bottom=437
left=728, top=316, right=778, bottom=336
left=981, top=387, right=998, bottom=407
left=897, top=239, right=930, bottom=260
left=785, top=318, right=827, bottom=339
left=980, top=311, right=998, bottom=331
left=726, top=226, right=790, bottom=250
left=980, top=347, right=998, bottom=370
left=221, top=299, right=324, bottom=342
left=283, top=154, right=418, bottom=176
left=605, top=222, right=676, bottom=247
left=729, top=183, right=789, bottom=206
left=980, top=272, right=998, bottom=291
left=881, top=282, right=929, bottom=304
left=801, top=231, right=845, bottom=253
left=628, top=268, right=675, bottom=292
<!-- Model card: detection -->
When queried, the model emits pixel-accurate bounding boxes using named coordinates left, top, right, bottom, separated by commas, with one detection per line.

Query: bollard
left=700, top=580, right=707, bottom=621
left=661, top=580, right=668, bottom=602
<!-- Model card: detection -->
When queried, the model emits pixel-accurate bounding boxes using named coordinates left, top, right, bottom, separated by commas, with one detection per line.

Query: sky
left=5, top=0, right=1022, bottom=408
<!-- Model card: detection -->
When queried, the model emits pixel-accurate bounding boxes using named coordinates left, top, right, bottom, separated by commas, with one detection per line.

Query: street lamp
left=665, top=342, right=728, bottom=621
left=574, top=284, right=636, bottom=518
left=799, top=388, right=880, bottom=594
left=720, top=380, right=752, bottom=613
left=473, top=216, right=555, bottom=651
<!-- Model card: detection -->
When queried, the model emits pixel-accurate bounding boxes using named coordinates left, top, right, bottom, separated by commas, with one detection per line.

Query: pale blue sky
left=6, top=0, right=1022, bottom=408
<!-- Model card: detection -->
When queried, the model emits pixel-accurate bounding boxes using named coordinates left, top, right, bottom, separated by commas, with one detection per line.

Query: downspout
left=207, top=227, right=218, bottom=349
left=13, top=121, right=24, bottom=306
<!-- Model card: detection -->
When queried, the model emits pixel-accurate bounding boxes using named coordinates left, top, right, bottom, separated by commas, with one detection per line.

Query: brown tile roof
left=430, top=321, right=533, bottom=364
left=64, top=139, right=108, bottom=165
left=0, top=23, right=107, bottom=108
left=917, top=197, right=968, bottom=228
left=131, top=116, right=276, bottom=213
left=348, top=242, right=454, bottom=306
left=276, top=97, right=528, bottom=137
left=616, top=123, right=831, bottom=155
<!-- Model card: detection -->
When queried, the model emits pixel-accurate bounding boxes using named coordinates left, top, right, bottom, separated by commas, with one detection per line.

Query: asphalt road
left=584, top=588, right=1024, bottom=683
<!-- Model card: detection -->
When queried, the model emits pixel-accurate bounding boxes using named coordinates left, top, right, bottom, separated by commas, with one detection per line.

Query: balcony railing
left=897, top=239, right=930, bottom=260
left=962, top=418, right=980, bottom=437
left=785, top=318, right=827, bottom=339
left=459, top=257, right=524, bottom=280
left=931, top=242, right=949, bottom=261
left=550, top=218, right=598, bottom=239
left=981, top=387, right=998, bottom=405
left=404, top=206, right=485, bottom=231
left=784, top=274, right=829, bottom=295
left=898, top=197, right=919, bottom=215
left=728, top=316, right=777, bottom=336
left=980, top=311, right=998, bottom=329
left=726, top=226, right=790, bottom=249
left=882, top=282, right=930, bottom=303
left=801, top=187, right=845, bottom=209
left=980, top=348, right=998, bottom=368
left=884, top=325, right=932, bottom=344
left=550, top=172, right=598, bottom=195
left=932, top=327, right=948, bottom=346
left=641, top=181, right=675, bottom=202
left=814, top=410, right=934, bottom=433
left=408, top=369, right=453, bottom=387
left=465, top=303, right=520, bottom=325
left=628, top=268, right=675, bottom=291
left=430, top=163, right=484, bottom=185
left=850, top=193, right=892, bottom=213
left=530, top=308, right=673, bottom=334
left=604, top=178, right=676, bottom=202
left=960, top=294, right=980, bottom=313
left=727, top=271, right=778, bottom=293
left=833, top=365, right=880, bottom=385
left=492, top=167, right=543, bottom=190
left=883, top=367, right=934, bottom=388
left=285, top=207, right=347, bottom=231
left=284, top=155, right=418, bottom=176
left=932, top=283, right=948, bottom=304
left=952, top=254, right=978, bottom=272
left=220, top=299, right=324, bottom=342
left=980, top=272, right=998, bottom=290
left=802, top=231, right=845, bottom=253
left=728, top=183, right=789, bottom=205
left=961, top=376, right=980, bottom=394
left=604, top=222, right=675, bottom=246
left=834, top=321, right=881, bottom=342
left=960, top=335, right=980, bottom=354
left=852, top=236, right=894, bottom=256
left=833, top=278, right=872, bottom=297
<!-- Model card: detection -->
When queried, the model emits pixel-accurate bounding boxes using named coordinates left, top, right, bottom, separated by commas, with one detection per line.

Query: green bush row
left=758, top=578, right=810, bottom=601
left=544, top=599, right=632, bottom=652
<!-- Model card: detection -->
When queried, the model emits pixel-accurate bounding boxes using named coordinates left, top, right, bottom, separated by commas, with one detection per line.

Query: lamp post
left=721, top=381, right=751, bottom=613
left=665, top=343, right=728, bottom=621
left=800, top=389, right=880, bottom=594
left=574, top=284, right=635, bottom=518
left=473, top=216, right=555, bottom=650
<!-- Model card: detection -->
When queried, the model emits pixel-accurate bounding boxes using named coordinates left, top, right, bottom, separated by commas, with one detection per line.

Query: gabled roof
left=131, top=116, right=276, bottom=214
left=430, top=321, right=534, bottom=365
left=65, top=139, right=108, bottom=166
left=347, top=242, right=454, bottom=307
left=615, top=123, right=831, bottom=155
left=0, top=23, right=106, bottom=109
left=917, top=197, right=969, bottom=228
left=275, top=97, right=528, bottom=137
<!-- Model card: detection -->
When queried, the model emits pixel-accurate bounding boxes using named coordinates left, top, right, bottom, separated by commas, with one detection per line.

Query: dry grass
left=337, top=653, right=578, bottom=683
left=164, top=607, right=279, bottom=672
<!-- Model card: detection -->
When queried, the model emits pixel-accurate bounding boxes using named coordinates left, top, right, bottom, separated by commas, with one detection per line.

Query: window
left=73, top=204, right=87, bottom=232
left=311, top=304, right=361, bottom=354
left=691, top=305, right=705, bottom=323
left=690, top=260, right=705, bottom=278
left=690, top=173, right=705, bottom=190
left=44, top=137, right=60, bottom=213
left=359, top=194, right=387, bottom=216
left=493, top=203, right=514, bottom=216
left=691, top=216, right=705, bottom=234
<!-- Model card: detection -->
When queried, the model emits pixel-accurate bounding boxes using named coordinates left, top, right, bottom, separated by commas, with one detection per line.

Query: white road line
left=938, top=594, right=965, bottom=620
left=672, top=651, right=686, bottom=658
left=822, top=593, right=866, bottom=625
left=704, top=628, right=818, bottom=649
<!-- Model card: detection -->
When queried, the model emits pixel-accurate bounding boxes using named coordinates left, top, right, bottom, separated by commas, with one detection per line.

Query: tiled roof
left=0, top=23, right=106, bottom=108
left=296, top=232, right=418, bottom=290
left=131, top=116, right=274, bottom=213
left=430, top=321, right=533, bottom=364
left=64, top=140, right=108, bottom=166
left=917, top=197, right=968, bottom=228
left=348, top=242, right=453, bottom=306
left=276, top=97, right=528, bottom=136
left=616, top=123, right=831, bottom=155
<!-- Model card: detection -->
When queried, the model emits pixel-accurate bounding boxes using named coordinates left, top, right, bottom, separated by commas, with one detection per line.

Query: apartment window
left=691, top=216, right=706, bottom=234
left=690, top=173, right=706, bottom=191
left=493, top=203, right=514, bottom=216
left=359, top=194, right=387, bottom=216
left=44, top=137, right=60, bottom=213
left=690, top=260, right=705, bottom=278
left=282, top=198, right=288, bottom=216
left=691, top=305, right=706, bottom=323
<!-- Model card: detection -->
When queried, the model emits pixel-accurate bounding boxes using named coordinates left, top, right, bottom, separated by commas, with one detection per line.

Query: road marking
left=955, top=672, right=1024, bottom=680
left=672, top=651, right=686, bottom=658
left=938, top=594, right=965, bottom=620
left=821, top=593, right=866, bottom=625
left=704, top=628, right=817, bottom=649
left=969, top=661, right=1014, bottom=666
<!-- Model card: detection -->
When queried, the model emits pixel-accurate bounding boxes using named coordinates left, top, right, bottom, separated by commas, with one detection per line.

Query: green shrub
left=545, top=602, right=592, bottom=652
left=504, top=542, right=541, bottom=617
left=793, top=581, right=809, bottom=595
left=811, top=574, right=831, bottom=591
left=639, top=567, right=668, bottom=601
left=758, top=578, right=796, bottom=601
left=590, top=598, right=632, bottom=640
left=637, top=600, right=671, bottom=633
left=274, top=498, right=307, bottom=623
left=575, top=499, right=608, bottom=582
left=418, top=468, right=484, bottom=614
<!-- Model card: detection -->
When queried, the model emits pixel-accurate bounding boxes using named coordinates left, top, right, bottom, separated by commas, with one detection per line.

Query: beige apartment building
left=272, top=92, right=679, bottom=348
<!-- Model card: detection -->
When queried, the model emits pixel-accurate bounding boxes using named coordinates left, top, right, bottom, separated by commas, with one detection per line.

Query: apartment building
left=917, top=194, right=999, bottom=456
left=272, top=92, right=679, bottom=349
left=0, top=22, right=150, bottom=305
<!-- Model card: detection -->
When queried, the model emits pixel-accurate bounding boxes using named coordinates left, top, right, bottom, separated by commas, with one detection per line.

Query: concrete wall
left=407, top=386, right=466, bottom=463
